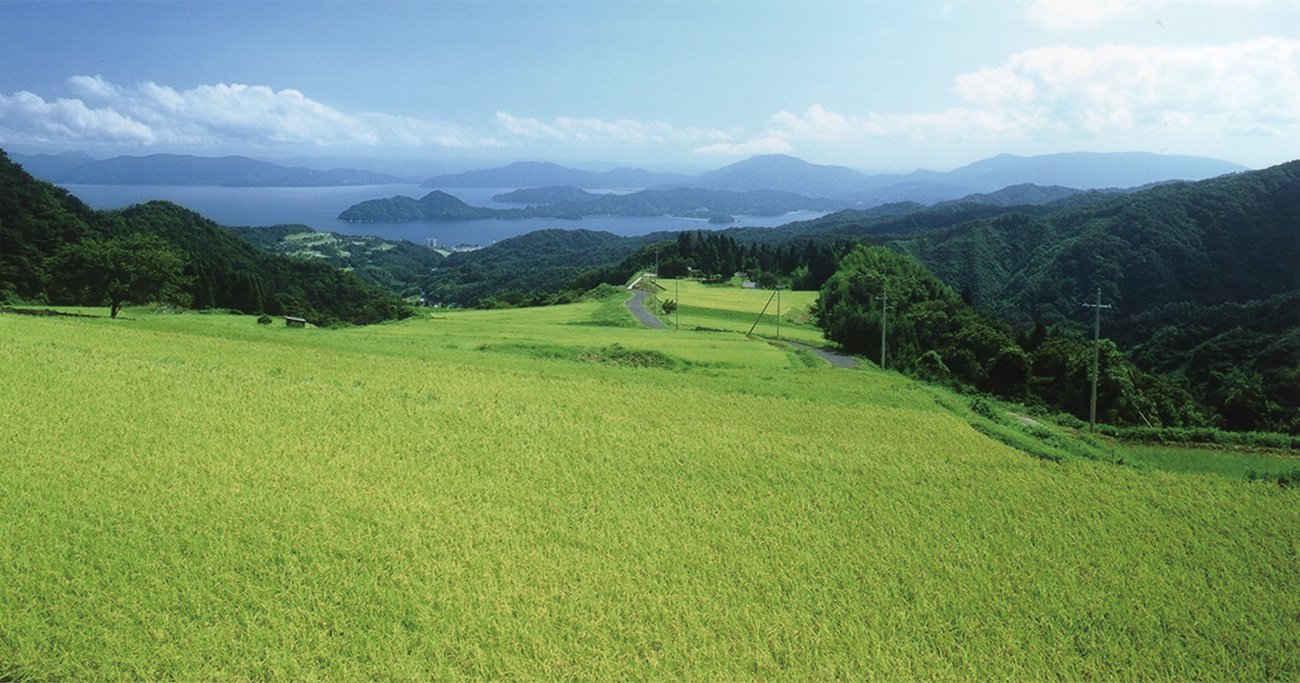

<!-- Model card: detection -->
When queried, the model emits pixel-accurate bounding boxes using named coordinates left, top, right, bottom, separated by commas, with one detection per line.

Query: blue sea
left=62, top=184, right=828, bottom=247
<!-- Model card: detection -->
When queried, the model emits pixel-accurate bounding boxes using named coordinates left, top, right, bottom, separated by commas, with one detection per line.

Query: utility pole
left=874, top=288, right=888, bottom=369
left=674, top=277, right=679, bottom=331
left=1082, top=288, right=1113, bottom=433
left=747, top=288, right=778, bottom=337
left=776, top=288, right=781, bottom=341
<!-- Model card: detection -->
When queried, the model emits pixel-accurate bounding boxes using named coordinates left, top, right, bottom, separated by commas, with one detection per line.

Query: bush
left=257, top=314, right=273, bottom=325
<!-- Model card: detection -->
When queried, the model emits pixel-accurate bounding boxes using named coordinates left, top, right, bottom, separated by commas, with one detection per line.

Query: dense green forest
left=817, top=244, right=1207, bottom=429
left=423, top=229, right=850, bottom=309
left=0, top=150, right=410, bottom=325
left=423, top=230, right=654, bottom=308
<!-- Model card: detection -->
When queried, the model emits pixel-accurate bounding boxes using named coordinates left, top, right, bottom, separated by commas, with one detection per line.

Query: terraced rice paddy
left=1, top=297, right=1296, bottom=679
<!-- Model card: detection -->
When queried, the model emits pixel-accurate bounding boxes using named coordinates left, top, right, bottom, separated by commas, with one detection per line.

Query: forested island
left=337, top=186, right=842, bottom=223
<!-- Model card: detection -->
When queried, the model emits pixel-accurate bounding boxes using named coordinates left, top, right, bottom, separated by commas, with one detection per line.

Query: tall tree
left=47, top=234, right=191, bottom=318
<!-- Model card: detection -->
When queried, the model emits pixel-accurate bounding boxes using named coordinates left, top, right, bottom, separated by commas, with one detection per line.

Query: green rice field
left=646, top=278, right=825, bottom=344
left=1, top=297, right=1297, bottom=679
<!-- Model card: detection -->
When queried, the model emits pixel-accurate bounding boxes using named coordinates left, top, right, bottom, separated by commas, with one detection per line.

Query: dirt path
left=626, top=290, right=667, bottom=330
left=780, top=339, right=859, bottom=368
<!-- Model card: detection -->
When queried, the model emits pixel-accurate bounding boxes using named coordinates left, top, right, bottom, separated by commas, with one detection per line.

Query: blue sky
left=1, top=0, right=1298, bottom=171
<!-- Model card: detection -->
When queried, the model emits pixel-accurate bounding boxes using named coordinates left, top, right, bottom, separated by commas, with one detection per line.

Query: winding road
left=626, top=290, right=667, bottom=330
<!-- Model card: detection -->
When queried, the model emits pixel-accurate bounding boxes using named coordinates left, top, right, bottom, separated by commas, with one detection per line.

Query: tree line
left=0, top=150, right=409, bottom=325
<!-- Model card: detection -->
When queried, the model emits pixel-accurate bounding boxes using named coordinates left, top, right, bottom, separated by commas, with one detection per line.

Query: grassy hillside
left=1, top=302, right=1296, bottom=679
left=646, top=278, right=824, bottom=344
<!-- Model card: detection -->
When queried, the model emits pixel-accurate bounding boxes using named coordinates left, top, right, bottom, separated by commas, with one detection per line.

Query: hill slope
left=0, top=149, right=409, bottom=324
left=0, top=303, right=1295, bottom=679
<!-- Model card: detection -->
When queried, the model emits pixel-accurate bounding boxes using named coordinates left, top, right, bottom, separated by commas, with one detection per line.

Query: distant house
left=742, top=280, right=758, bottom=289
left=284, top=316, right=307, bottom=328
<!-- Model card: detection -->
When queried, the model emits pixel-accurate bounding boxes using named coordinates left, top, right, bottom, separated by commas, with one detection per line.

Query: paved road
left=626, top=290, right=667, bottom=329
left=780, top=339, right=859, bottom=368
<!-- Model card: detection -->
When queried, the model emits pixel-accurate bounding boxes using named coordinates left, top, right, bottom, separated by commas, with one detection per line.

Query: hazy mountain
left=422, top=161, right=690, bottom=188
left=839, top=152, right=1247, bottom=207
left=942, top=152, right=1247, bottom=190
left=493, top=186, right=603, bottom=205
left=9, top=151, right=98, bottom=179
left=688, top=154, right=870, bottom=197
left=28, top=153, right=406, bottom=186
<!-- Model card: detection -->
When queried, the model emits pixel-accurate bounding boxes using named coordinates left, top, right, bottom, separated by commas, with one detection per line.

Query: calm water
left=62, top=184, right=827, bottom=247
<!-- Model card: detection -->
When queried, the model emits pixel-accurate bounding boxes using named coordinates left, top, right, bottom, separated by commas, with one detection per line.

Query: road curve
left=626, top=290, right=667, bottom=329
left=781, top=339, right=859, bottom=368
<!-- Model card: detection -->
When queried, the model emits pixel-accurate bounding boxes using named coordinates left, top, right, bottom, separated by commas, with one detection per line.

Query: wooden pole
left=1082, top=288, right=1113, bottom=433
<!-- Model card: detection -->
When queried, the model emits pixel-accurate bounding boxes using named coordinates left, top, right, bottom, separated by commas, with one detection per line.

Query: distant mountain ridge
left=422, top=161, right=690, bottom=189
left=13, top=149, right=1247, bottom=203
left=10, top=152, right=407, bottom=187
left=686, top=154, right=870, bottom=197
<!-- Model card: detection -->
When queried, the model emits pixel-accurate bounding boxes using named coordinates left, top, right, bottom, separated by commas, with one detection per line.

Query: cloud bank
left=710, top=37, right=1300, bottom=160
left=0, top=76, right=482, bottom=152
left=2, top=36, right=1297, bottom=167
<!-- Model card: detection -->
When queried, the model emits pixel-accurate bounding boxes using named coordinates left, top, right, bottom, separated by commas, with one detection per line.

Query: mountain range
left=9, top=152, right=408, bottom=187
left=422, top=161, right=691, bottom=189
left=415, top=152, right=1243, bottom=207
left=10, top=150, right=1246, bottom=205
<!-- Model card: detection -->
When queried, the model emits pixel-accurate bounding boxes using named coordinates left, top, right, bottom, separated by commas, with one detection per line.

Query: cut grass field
left=1, top=298, right=1297, bottom=679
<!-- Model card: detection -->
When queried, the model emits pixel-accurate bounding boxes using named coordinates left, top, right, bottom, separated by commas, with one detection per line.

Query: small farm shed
left=284, top=316, right=307, bottom=328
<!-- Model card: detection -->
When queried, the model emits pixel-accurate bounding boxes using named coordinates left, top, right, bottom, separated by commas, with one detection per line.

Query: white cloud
left=712, top=37, right=1300, bottom=159
left=0, top=89, right=155, bottom=144
left=952, top=38, right=1300, bottom=135
left=1, top=75, right=482, bottom=152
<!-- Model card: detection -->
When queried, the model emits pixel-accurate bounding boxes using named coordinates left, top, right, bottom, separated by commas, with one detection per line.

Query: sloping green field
left=1, top=299, right=1296, bottom=679
left=649, top=278, right=826, bottom=344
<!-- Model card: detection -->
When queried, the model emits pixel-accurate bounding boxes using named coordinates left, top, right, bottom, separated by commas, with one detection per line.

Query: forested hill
left=884, top=161, right=1299, bottom=433
left=0, top=149, right=410, bottom=324
left=891, top=161, right=1300, bottom=326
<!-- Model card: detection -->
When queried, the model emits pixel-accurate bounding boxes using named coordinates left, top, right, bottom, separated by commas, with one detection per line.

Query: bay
left=61, top=184, right=828, bottom=247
